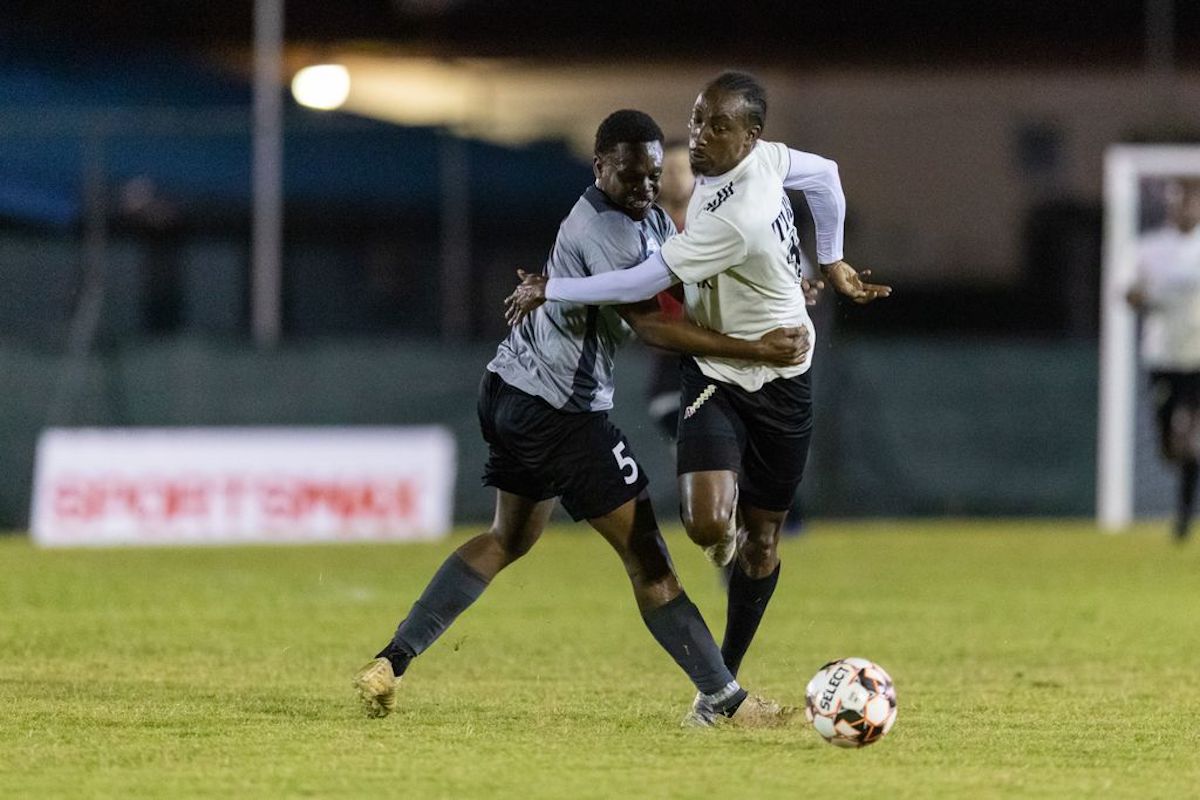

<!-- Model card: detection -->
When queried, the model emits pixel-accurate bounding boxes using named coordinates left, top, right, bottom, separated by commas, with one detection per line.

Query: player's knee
left=680, top=503, right=734, bottom=547
left=486, top=526, right=536, bottom=563
left=739, top=535, right=778, bottom=574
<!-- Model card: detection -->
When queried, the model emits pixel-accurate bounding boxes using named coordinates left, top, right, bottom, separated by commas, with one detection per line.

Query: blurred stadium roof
left=2, top=0, right=1196, bottom=228
left=0, top=42, right=591, bottom=228
left=4, top=0, right=1199, bottom=67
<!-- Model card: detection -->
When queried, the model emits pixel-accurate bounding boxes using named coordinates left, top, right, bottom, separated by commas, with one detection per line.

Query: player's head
left=688, top=71, right=767, bottom=177
left=657, top=139, right=694, bottom=230
left=593, top=109, right=665, bottom=222
left=1166, top=178, right=1200, bottom=233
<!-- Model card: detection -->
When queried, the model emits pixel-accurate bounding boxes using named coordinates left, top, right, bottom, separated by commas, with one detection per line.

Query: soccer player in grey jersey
left=355, top=110, right=808, bottom=726
left=506, top=73, right=892, bottom=714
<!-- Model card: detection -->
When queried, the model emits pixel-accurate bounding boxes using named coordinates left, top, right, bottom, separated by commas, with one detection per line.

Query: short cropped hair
left=707, top=71, right=768, bottom=130
left=594, top=110, right=664, bottom=157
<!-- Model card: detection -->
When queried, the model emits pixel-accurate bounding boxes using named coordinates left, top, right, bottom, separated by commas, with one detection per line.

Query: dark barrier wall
left=0, top=337, right=1098, bottom=530
left=806, top=340, right=1097, bottom=517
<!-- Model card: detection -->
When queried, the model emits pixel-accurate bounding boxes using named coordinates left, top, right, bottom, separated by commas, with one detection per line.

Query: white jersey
left=1137, top=225, right=1200, bottom=371
left=660, top=140, right=812, bottom=391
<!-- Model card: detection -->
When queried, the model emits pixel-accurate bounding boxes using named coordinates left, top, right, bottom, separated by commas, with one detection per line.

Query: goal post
left=1098, top=145, right=1200, bottom=531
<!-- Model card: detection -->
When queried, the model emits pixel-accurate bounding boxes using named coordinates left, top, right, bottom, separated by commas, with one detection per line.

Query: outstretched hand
left=504, top=269, right=548, bottom=326
left=820, top=260, right=891, bottom=305
left=756, top=326, right=810, bottom=366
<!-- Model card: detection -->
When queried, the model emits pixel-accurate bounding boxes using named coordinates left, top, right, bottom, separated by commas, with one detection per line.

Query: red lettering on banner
left=53, top=483, right=85, bottom=519
left=257, top=479, right=420, bottom=523
left=393, top=481, right=416, bottom=517
left=261, top=481, right=295, bottom=520
left=223, top=479, right=246, bottom=520
left=46, top=475, right=423, bottom=533
left=49, top=477, right=216, bottom=526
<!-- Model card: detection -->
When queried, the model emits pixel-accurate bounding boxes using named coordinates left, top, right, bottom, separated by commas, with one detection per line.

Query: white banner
left=31, top=427, right=456, bottom=547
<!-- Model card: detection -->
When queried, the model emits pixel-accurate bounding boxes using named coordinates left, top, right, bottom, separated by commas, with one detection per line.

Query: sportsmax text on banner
left=31, top=427, right=456, bottom=547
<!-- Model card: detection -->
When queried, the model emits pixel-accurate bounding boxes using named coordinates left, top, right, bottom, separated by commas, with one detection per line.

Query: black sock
left=375, top=641, right=413, bottom=677
left=1178, top=461, right=1198, bottom=538
left=721, top=560, right=780, bottom=678
left=377, top=553, right=489, bottom=676
left=641, top=592, right=737, bottom=696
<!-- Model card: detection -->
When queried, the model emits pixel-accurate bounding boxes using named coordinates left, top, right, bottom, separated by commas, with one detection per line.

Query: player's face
left=593, top=141, right=664, bottom=221
left=687, top=86, right=761, bottom=177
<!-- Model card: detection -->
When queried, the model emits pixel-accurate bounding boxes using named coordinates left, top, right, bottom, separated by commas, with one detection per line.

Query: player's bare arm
left=506, top=272, right=809, bottom=365
left=617, top=300, right=809, bottom=366
left=819, top=260, right=892, bottom=305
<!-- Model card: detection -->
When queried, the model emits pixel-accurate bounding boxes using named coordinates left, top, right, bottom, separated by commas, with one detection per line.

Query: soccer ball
left=804, top=657, right=897, bottom=748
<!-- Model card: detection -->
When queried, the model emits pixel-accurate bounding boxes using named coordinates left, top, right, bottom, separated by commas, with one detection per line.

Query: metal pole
left=1097, top=149, right=1138, bottom=532
left=252, top=0, right=285, bottom=348
left=439, top=134, right=472, bottom=340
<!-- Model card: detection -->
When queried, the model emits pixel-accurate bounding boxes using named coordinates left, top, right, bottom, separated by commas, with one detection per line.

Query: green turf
left=1, top=520, right=1197, bottom=798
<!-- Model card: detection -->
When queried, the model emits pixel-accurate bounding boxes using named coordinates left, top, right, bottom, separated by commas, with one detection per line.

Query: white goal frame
left=1098, top=145, right=1200, bottom=531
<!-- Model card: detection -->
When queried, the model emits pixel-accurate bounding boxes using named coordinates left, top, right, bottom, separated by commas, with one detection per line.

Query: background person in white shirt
left=506, top=71, right=889, bottom=697
left=1128, top=178, right=1200, bottom=540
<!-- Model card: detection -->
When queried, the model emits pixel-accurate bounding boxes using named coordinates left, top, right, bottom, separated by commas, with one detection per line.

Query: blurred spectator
left=1127, top=178, right=1200, bottom=540
left=645, top=141, right=693, bottom=440
left=119, top=176, right=184, bottom=335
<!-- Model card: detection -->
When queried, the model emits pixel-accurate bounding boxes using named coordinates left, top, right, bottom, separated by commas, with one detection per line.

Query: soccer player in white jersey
left=356, top=110, right=813, bottom=727
left=1127, top=178, right=1200, bottom=540
left=506, top=72, right=890, bottom=710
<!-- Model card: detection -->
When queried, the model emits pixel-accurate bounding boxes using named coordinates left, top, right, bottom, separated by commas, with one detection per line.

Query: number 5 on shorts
left=611, top=442, right=639, bottom=485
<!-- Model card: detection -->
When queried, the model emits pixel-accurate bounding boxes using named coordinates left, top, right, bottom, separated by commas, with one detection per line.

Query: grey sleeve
left=645, top=205, right=678, bottom=243
left=577, top=217, right=646, bottom=276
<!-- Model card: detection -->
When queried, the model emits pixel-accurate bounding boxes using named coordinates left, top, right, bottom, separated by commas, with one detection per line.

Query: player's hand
left=802, top=276, right=825, bottom=306
left=756, top=326, right=809, bottom=366
left=504, top=269, right=548, bottom=326
left=820, top=260, right=891, bottom=305
left=1126, top=285, right=1148, bottom=312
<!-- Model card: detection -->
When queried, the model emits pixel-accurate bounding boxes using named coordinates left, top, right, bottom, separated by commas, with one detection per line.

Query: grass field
left=1, top=520, right=1197, bottom=798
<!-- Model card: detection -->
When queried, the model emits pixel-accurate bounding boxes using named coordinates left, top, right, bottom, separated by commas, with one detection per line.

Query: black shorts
left=1150, top=371, right=1200, bottom=455
left=477, top=370, right=649, bottom=521
left=676, top=356, right=813, bottom=512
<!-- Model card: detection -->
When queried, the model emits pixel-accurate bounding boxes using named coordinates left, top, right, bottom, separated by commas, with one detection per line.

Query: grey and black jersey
left=488, top=185, right=676, bottom=412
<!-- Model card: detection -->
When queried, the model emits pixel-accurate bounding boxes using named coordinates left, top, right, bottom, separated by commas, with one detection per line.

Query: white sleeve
left=544, top=251, right=677, bottom=305
left=659, top=212, right=748, bottom=284
left=784, top=149, right=846, bottom=265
